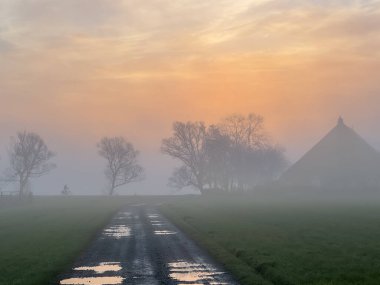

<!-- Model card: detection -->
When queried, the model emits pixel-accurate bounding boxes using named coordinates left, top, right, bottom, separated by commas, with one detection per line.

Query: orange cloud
left=1, top=0, right=380, bottom=158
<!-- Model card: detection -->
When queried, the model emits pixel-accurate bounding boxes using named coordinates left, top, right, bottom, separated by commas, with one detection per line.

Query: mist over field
left=2, top=2, right=380, bottom=285
left=1, top=1, right=380, bottom=197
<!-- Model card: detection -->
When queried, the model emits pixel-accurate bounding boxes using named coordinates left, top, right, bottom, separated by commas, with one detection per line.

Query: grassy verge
left=0, top=197, right=130, bottom=285
left=161, top=196, right=380, bottom=285
left=161, top=205, right=273, bottom=285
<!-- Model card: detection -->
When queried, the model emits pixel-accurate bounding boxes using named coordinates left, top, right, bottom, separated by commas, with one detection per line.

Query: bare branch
left=3, top=131, right=55, bottom=196
left=97, top=137, right=144, bottom=195
left=161, top=122, right=208, bottom=193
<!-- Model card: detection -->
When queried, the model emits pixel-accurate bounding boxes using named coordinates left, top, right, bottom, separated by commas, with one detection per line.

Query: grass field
left=162, top=196, right=380, bottom=285
left=2, top=195, right=380, bottom=285
left=0, top=197, right=135, bottom=285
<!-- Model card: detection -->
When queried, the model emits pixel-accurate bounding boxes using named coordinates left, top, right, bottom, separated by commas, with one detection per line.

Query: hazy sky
left=1, top=0, right=380, bottom=195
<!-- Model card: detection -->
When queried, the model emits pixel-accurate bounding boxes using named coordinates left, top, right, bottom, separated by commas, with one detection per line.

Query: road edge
left=159, top=204, right=274, bottom=285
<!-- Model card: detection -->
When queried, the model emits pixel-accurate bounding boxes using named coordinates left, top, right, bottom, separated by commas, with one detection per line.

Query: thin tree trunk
left=19, top=178, right=27, bottom=198
left=109, top=177, right=116, bottom=196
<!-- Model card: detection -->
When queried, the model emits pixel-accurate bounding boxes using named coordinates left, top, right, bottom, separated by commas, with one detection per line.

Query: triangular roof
left=280, top=118, right=380, bottom=190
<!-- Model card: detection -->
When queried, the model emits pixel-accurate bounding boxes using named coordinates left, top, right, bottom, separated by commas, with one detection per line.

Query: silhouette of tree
left=163, top=115, right=288, bottom=194
left=98, top=137, right=144, bottom=196
left=161, top=122, right=208, bottom=193
left=168, top=166, right=194, bottom=190
left=219, top=113, right=267, bottom=149
left=4, top=131, right=55, bottom=197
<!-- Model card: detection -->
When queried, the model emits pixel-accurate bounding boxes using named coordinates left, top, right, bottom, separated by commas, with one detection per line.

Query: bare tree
left=161, top=122, right=208, bottom=193
left=168, top=166, right=194, bottom=190
left=98, top=137, right=144, bottom=195
left=4, top=131, right=55, bottom=197
left=232, top=145, right=288, bottom=190
left=216, top=113, right=274, bottom=191
left=163, top=116, right=287, bottom=194
left=219, top=113, right=267, bottom=149
left=204, top=126, right=233, bottom=191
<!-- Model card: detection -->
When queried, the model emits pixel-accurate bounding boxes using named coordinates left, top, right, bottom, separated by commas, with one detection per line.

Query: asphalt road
left=56, top=204, right=239, bottom=285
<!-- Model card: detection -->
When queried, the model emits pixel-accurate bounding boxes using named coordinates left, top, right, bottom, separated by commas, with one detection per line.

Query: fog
left=2, top=0, right=380, bottom=196
left=3, top=3, right=380, bottom=285
left=0, top=134, right=178, bottom=195
left=0, top=114, right=380, bottom=196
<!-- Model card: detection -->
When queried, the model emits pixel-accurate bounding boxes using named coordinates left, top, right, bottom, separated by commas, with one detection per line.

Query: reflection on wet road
left=57, top=205, right=238, bottom=285
left=103, top=225, right=131, bottom=239
left=60, top=276, right=124, bottom=285
left=168, top=261, right=227, bottom=284
left=74, top=262, right=122, bottom=274
left=154, top=230, right=177, bottom=235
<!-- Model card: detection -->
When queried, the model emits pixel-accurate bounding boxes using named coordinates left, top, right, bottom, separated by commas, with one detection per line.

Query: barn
left=279, top=117, right=380, bottom=192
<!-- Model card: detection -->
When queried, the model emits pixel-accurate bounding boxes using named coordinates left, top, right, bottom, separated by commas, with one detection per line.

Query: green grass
left=2, top=195, right=380, bottom=285
left=161, top=196, right=380, bottom=285
left=0, top=197, right=133, bottom=285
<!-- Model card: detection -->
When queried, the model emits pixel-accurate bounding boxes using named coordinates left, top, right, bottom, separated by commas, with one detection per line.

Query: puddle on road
left=168, top=261, right=227, bottom=284
left=116, top=212, right=131, bottom=220
left=104, top=225, right=131, bottom=238
left=74, top=262, right=122, bottom=274
left=148, top=214, right=159, bottom=218
left=60, top=276, right=124, bottom=285
left=150, top=219, right=165, bottom=226
left=154, top=230, right=177, bottom=235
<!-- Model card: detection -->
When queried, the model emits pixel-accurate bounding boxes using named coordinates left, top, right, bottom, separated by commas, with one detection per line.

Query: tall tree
left=204, top=126, right=233, bottom=191
left=161, top=122, right=208, bottom=193
left=98, top=137, right=144, bottom=195
left=233, top=145, right=288, bottom=190
left=168, top=166, right=195, bottom=190
left=162, top=116, right=288, bottom=194
left=219, top=113, right=267, bottom=149
left=4, top=131, right=55, bottom=196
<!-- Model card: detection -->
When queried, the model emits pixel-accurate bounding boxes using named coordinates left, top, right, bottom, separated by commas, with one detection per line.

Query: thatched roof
left=279, top=117, right=380, bottom=191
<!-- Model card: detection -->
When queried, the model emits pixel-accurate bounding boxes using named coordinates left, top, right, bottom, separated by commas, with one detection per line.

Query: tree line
left=0, top=133, right=143, bottom=197
left=0, top=113, right=288, bottom=196
left=162, top=114, right=288, bottom=194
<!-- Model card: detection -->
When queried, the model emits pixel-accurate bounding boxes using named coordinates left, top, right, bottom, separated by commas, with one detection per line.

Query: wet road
left=56, top=204, right=239, bottom=285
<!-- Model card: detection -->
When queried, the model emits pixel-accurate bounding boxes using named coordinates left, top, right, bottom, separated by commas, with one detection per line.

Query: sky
left=1, top=0, right=380, bottom=195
